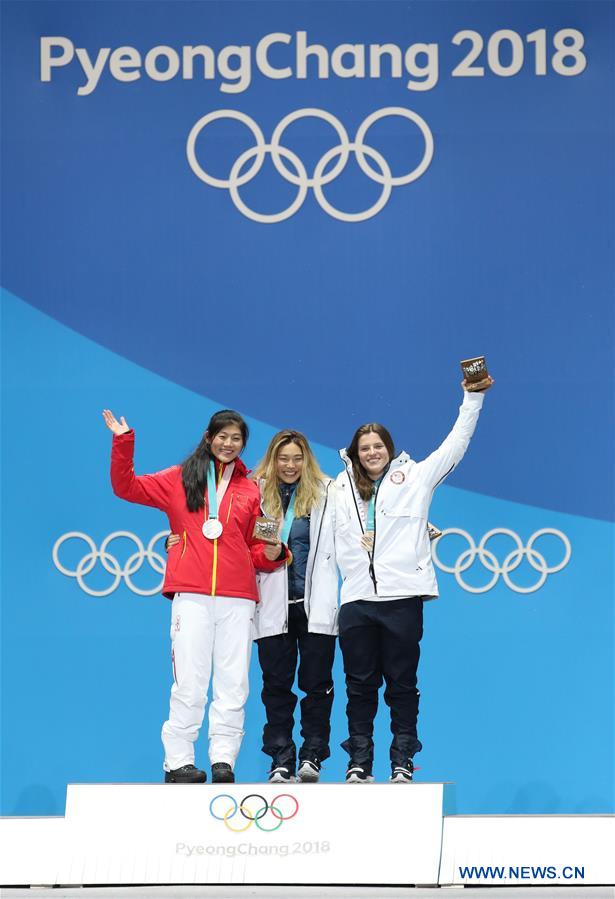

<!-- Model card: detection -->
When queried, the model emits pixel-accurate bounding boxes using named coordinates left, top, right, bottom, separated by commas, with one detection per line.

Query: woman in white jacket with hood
left=252, top=430, right=338, bottom=784
left=334, top=377, right=493, bottom=784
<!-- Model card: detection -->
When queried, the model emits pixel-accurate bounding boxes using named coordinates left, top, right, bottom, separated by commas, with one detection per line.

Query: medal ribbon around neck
left=279, top=489, right=297, bottom=545
left=202, top=461, right=234, bottom=540
left=365, top=477, right=382, bottom=531
left=360, top=477, right=381, bottom=553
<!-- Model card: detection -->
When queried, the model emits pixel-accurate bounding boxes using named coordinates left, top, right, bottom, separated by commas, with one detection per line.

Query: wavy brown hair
left=346, top=423, right=395, bottom=501
left=252, top=430, right=327, bottom=520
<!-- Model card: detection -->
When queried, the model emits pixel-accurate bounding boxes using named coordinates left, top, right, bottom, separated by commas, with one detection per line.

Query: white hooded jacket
left=334, top=391, right=485, bottom=605
left=253, top=479, right=339, bottom=638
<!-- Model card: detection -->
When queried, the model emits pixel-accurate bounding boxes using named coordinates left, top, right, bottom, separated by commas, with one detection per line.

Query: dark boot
left=164, top=764, right=206, bottom=784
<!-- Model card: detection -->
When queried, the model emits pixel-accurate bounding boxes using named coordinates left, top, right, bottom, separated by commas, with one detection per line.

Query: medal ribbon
left=366, top=478, right=382, bottom=531
left=279, top=489, right=297, bottom=545
left=206, top=461, right=234, bottom=522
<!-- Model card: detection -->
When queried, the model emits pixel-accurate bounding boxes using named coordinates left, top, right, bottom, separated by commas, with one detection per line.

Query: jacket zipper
left=368, top=475, right=385, bottom=594
left=427, top=463, right=455, bottom=514
left=211, top=538, right=219, bottom=596
left=280, top=483, right=296, bottom=634
left=347, top=470, right=365, bottom=533
left=347, top=469, right=379, bottom=595
left=210, top=464, right=225, bottom=597
left=283, top=526, right=289, bottom=633
left=305, top=486, right=328, bottom=603
left=433, top=464, right=454, bottom=491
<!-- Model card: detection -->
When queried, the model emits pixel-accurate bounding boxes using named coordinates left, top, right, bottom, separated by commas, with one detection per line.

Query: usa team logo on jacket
left=390, top=471, right=405, bottom=484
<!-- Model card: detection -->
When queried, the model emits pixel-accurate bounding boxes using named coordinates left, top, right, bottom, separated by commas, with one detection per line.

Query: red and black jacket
left=111, top=431, right=285, bottom=600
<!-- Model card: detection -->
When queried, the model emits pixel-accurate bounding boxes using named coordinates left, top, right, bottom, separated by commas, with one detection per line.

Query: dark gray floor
left=2, top=888, right=614, bottom=898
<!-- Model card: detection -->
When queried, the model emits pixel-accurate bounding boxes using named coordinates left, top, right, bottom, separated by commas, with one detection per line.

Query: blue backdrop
left=1, top=0, right=613, bottom=816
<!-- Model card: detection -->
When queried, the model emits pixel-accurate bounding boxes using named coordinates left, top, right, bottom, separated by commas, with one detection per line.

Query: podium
left=2, top=784, right=613, bottom=886
left=1, top=782, right=448, bottom=886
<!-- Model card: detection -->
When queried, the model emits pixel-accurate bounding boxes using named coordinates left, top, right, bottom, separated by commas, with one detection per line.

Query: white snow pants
left=161, top=592, right=255, bottom=772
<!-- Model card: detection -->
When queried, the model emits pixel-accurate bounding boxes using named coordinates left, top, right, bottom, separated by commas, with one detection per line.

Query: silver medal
left=202, top=519, right=223, bottom=540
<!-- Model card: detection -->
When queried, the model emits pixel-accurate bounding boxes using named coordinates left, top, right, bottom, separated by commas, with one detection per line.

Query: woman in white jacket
left=334, top=379, right=493, bottom=784
left=252, top=430, right=338, bottom=784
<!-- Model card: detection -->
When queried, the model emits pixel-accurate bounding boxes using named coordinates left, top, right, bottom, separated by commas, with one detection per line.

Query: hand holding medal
left=252, top=517, right=280, bottom=544
left=253, top=517, right=285, bottom=561
left=460, top=356, right=494, bottom=392
left=253, top=488, right=297, bottom=563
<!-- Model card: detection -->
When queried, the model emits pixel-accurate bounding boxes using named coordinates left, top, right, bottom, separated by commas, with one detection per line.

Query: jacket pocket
left=381, top=499, right=423, bottom=519
left=378, top=512, right=428, bottom=577
left=166, top=531, right=188, bottom=579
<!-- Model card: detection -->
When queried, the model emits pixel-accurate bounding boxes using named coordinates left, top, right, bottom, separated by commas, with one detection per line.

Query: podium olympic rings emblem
left=209, top=793, right=299, bottom=832
left=431, top=528, right=571, bottom=594
left=52, top=531, right=169, bottom=596
left=186, top=107, right=434, bottom=223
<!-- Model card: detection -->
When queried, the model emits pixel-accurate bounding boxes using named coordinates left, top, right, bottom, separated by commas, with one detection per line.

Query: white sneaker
left=268, top=766, right=297, bottom=784
left=390, top=765, right=413, bottom=783
left=298, top=760, right=320, bottom=783
left=345, top=765, right=374, bottom=784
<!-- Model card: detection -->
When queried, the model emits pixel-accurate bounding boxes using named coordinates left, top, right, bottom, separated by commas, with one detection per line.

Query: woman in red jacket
left=103, top=408, right=286, bottom=785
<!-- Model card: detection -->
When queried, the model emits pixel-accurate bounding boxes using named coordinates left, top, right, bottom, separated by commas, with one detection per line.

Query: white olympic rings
left=52, top=531, right=169, bottom=597
left=431, top=528, right=572, bottom=594
left=53, top=526, right=571, bottom=597
left=186, top=107, right=434, bottom=223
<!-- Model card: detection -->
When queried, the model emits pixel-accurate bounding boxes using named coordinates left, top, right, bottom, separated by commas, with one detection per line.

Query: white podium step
left=58, top=782, right=447, bottom=885
left=2, top=786, right=613, bottom=887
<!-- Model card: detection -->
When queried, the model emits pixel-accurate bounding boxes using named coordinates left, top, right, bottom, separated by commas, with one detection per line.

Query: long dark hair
left=181, top=410, right=249, bottom=512
left=346, top=423, right=395, bottom=501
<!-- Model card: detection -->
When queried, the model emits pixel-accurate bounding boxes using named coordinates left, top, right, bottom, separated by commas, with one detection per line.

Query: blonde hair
left=252, top=430, right=327, bottom=520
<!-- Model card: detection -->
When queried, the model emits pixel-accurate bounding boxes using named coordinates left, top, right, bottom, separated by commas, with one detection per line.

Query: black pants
left=257, top=601, right=336, bottom=769
left=338, top=597, right=423, bottom=768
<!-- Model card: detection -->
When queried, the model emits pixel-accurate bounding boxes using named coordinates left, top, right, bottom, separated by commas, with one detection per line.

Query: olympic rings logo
left=209, top=793, right=299, bottom=833
left=52, top=526, right=571, bottom=597
left=431, top=528, right=571, bottom=594
left=52, top=531, right=169, bottom=596
left=186, top=107, right=434, bottom=223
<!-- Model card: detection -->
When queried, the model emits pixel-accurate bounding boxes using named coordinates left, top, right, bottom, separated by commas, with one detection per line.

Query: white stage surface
left=0, top=783, right=613, bottom=887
